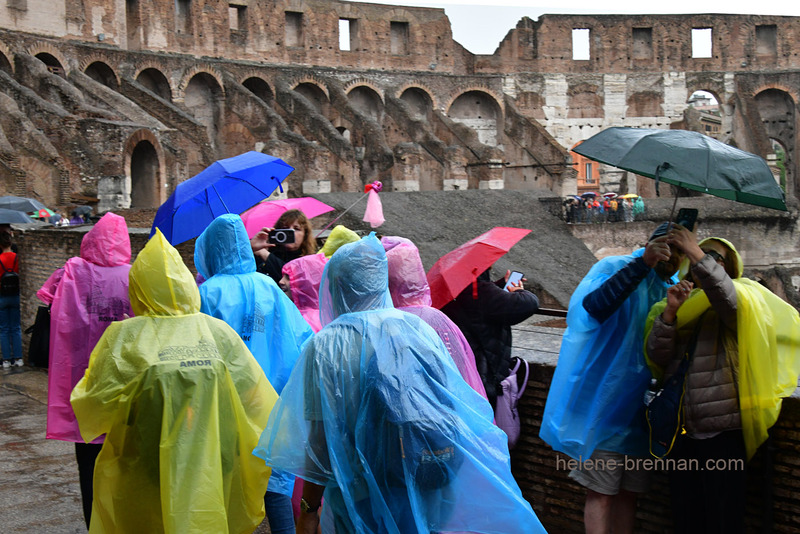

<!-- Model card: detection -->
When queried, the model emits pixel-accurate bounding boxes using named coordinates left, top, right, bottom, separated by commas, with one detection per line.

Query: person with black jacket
left=441, top=267, right=539, bottom=407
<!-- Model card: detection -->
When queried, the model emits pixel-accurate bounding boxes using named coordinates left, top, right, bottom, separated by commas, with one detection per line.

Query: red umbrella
left=240, top=197, right=334, bottom=238
left=427, top=227, right=531, bottom=309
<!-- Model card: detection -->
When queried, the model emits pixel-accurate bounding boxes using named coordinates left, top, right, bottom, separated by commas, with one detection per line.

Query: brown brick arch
left=444, top=86, right=504, bottom=115
left=344, top=79, right=384, bottom=104
left=290, top=78, right=329, bottom=100
left=25, top=43, right=69, bottom=75
left=0, top=41, right=14, bottom=74
left=238, top=72, right=275, bottom=95
left=124, top=130, right=166, bottom=206
left=395, top=83, right=438, bottom=110
left=177, top=66, right=225, bottom=103
left=79, top=55, right=121, bottom=87
left=749, top=83, right=800, bottom=107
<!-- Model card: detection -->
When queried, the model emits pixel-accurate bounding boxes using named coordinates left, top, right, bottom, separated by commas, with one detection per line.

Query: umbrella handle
left=654, top=162, right=670, bottom=197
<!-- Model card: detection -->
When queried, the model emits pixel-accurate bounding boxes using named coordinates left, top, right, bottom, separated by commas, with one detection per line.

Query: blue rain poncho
left=71, top=230, right=278, bottom=534
left=254, top=234, right=546, bottom=533
left=540, top=248, right=674, bottom=459
left=195, top=214, right=313, bottom=496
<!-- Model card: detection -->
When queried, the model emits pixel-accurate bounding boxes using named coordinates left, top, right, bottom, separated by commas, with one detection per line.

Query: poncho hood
left=319, top=233, right=393, bottom=326
left=194, top=214, right=256, bottom=279
left=130, top=229, right=200, bottom=317
left=282, top=254, right=327, bottom=331
left=80, top=212, right=131, bottom=267
left=381, top=235, right=432, bottom=307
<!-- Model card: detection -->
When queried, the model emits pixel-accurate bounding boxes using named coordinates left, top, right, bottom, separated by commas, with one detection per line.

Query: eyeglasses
left=703, top=249, right=726, bottom=264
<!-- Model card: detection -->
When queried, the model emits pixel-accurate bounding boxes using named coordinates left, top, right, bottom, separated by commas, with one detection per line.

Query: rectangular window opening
left=632, top=27, right=653, bottom=60
left=691, top=28, right=712, bottom=58
left=228, top=5, right=245, bottom=31
left=572, top=28, right=590, bottom=60
left=176, top=0, right=192, bottom=34
left=285, top=11, right=303, bottom=47
left=756, top=25, right=777, bottom=56
left=390, top=21, right=409, bottom=55
left=340, top=19, right=357, bottom=51
left=585, top=163, right=594, bottom=183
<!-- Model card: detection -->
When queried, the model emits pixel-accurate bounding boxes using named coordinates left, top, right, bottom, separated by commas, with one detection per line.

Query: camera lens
left=273, top=231, right=286, bottom=243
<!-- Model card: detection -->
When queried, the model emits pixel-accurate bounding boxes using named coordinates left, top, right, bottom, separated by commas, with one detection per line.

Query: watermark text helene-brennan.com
left=556, top=455, right=745, bottom=472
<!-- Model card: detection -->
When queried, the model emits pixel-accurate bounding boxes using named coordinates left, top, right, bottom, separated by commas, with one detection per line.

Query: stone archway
left=34, top=52, right=65, bottom=77
left=184, top=72, right=223, bottom=144
left=399, top=87, right=432, bottom=120
left=448, top=90, right=501, bottom=146
left=85, top=61, right=119, bottom=90
left=129, top=140, right=160, bottom=209
left=755, top=88, right=796, bottom=198
left=347, top=86, right=383, bottom=121
left=242, top=77, right=273, bottom=103
left=136, top=68, right=172, bottom=101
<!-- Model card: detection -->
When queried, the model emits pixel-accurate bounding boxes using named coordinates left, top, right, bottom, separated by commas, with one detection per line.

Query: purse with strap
left=495, top=356, right=529, bottom=450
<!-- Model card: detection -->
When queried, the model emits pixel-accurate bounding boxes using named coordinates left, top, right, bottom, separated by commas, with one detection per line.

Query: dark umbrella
left=150, top=151, right=294, bottom=245
left=0, top=208, right=40, bottom=224
left=72, top=205, right=93, bottom=217
left=572, top=127, right=786, bottom=211
left=0, top=196, right=48, bottom=213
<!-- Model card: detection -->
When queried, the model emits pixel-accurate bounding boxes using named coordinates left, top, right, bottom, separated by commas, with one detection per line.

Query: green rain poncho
left=71, top=230, right=277, bottom=534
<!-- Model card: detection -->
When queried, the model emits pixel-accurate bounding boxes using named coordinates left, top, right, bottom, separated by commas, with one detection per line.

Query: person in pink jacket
left=382, top=235, right=488, bottom=401
left=37, top=212, right=133, bottom=529
left=281, top=254, right=328, bottom=333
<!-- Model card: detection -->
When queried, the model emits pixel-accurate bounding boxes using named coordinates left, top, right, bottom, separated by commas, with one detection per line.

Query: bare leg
left=610, top=489, right=638, bottom=534
left=584, top=489, right=612, bottom=534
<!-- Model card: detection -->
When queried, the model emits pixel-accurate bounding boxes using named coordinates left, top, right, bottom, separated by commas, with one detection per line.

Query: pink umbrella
left=240, top=197, right=334, bottom=238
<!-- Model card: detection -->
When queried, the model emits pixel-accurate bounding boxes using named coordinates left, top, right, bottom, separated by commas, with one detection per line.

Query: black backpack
left=0, top=256, right=19, bottom=296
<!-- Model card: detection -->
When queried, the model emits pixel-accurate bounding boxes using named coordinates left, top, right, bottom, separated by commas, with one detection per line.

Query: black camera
left=269, top=228, right=296, bottom=245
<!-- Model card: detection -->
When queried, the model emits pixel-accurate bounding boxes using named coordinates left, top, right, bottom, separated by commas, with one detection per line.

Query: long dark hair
left=274, top=209, right=317, bottom=256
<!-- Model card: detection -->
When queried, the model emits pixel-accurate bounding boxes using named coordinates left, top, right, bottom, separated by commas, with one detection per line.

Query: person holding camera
left=250, top=209, right=318, bottom=285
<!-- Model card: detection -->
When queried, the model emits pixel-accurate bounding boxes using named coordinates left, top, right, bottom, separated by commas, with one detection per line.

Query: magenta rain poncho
left=71, top=230, right=277, bottom=534
left=281, top=253, right=328, bottom=333
left=37, top=212, right=133, bottom=443
left=254, top=234, right=546, bottom=533
left=382, top=235, right=488, bottom=401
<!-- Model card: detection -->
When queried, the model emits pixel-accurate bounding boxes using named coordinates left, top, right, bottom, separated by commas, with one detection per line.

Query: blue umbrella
left=0, top=208, right=42, bottom=224
left=150, top=151, right=294, bottom=245
left=0, top=196, right=48, bottom=213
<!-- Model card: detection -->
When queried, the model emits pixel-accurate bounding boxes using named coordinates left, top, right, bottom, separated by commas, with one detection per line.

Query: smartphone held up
left=268, top=228, right=296, bottom=245
left=504, top=271, right=524, bottom=291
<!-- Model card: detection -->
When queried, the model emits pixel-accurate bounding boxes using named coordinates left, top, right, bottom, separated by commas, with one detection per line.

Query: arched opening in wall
left=399, top=87, right=432, bottom=120
left=336, top=126, right=351, bottom=142
left=347, top=86, right=382, bottom=122
left=242, top=77, right=273, bottom=103
left=184, top=73, right=223, bottom=143
left=0, top=52, right=11, bottom=75
left=85, top=61, right=118, bottom=90
left=448, top=91, right=501, bottom=147
left=684, top=90, right=721, bottom=138
left=130, top=140, right=159, bottom=208
left=35, top=53, right=64, bottom=77
left=136, top=68, right=172, bottom=101
left=755, top=88, right=795, bottom=198
left=294, top=83, right=329, bottom=116
left=770, top=138, right=788, bottom=192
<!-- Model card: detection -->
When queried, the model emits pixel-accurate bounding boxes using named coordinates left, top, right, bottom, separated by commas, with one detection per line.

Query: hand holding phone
left=504, top=271, right=524, bottom=291
left=676, top=208, right=698, bottom=232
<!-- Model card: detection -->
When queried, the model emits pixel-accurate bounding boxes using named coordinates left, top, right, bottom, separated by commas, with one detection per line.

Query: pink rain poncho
left=382, top=235, right=488, bottom=400
left=282, top=254, right=328, bottom=333
left=255, top=234, right=545, bottom=533
left=71, top=230, right=277, bottom=534
left=37, top=212, right=133, bottom=443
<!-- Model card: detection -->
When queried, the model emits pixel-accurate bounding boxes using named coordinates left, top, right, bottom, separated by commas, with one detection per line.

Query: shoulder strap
left=517, top=358, right=530, bottom=398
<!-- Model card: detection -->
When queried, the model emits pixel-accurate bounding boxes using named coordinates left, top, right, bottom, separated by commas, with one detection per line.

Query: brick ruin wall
left=0, top=3, right=798, bottom=213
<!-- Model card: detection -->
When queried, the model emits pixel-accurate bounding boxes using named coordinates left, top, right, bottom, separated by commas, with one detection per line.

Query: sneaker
left=13, top=358, right=23, bottom=367
left=2, top=360, right=10, bottom=369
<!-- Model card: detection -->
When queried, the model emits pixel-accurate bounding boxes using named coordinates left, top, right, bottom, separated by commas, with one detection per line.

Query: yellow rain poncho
left=645, top=238, right=800, bottom=459
left=71, top=230, right=277, bottom=534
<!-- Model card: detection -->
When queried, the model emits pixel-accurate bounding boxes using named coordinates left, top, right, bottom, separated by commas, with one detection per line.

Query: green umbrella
left=572, top=127, right=787, bottom=211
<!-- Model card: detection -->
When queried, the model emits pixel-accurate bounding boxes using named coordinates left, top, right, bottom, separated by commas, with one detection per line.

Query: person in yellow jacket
left=71, top=229, right=278, bottom=534
left=644, top=228, right=800, bottom=533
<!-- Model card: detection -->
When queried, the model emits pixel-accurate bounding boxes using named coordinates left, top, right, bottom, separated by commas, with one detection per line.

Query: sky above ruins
left=357, top=1, right=800, bottom=54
